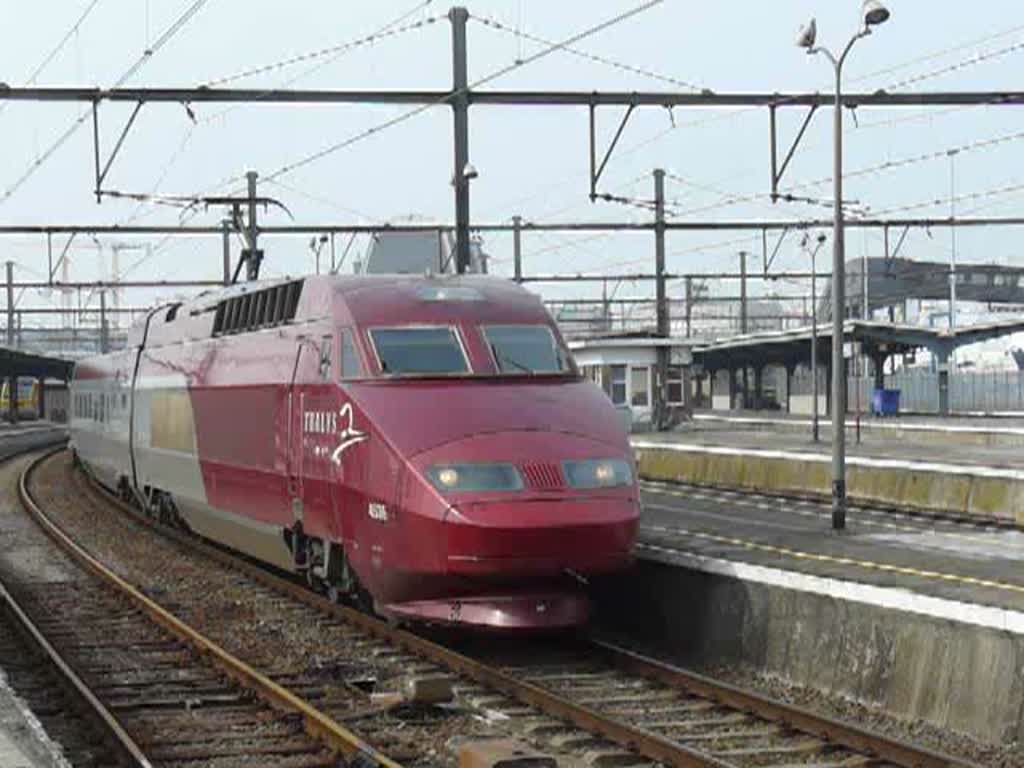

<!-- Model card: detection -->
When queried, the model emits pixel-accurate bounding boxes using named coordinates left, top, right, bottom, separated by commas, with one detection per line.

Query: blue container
left=872, top=388, right=900, bottom=417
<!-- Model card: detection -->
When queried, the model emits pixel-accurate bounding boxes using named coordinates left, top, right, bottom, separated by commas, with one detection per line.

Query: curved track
left=31, top=448, right=982, bottom=768
left=8, top=443, right=401, bottom=768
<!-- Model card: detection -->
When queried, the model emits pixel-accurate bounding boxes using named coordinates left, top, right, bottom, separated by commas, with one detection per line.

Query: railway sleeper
left=712, top=737, right=828, bottom=759
left=576, top=690, right=681, bottom=707
left=652, top=711, right=751, bottom=731
left=581, top=748, right=657, bottom=768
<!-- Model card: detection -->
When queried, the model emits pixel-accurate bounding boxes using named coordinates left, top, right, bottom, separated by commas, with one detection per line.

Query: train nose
left=443, top=494, right=638, bottom=577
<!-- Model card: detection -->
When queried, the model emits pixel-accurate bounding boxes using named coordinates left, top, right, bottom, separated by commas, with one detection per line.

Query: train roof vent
left=212, top=279, right=303, bottom=337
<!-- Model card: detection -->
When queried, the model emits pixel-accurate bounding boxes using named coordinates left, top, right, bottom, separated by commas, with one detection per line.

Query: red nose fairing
left=344, top=378, right=639, bottom=630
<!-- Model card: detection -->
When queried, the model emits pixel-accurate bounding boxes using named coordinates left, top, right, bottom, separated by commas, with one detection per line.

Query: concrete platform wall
left=634, top=442, right=1024, bottom=524
left=697, top=414, right=1024, bottom=449
left=595, top=558, right=1024, bottom=745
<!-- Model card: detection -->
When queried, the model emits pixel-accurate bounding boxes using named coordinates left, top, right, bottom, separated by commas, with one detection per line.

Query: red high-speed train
left=70, top=274, right=639, bottom=630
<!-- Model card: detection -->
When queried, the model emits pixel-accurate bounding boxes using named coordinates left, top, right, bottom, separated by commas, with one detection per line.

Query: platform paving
left=0, top=679, right=68, bottom=768
left=0, top=431, right=77, bottom=768
left=638, top=481, right=1024, bottom=622
left=594, top=479, right=1024, bottom=744
left=650, top=417, right=1024, bottom=469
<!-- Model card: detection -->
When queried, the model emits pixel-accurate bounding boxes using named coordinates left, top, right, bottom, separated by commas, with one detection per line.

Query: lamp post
left=803, top=233, right=827, bottom=443
left=948, top=148, right=959, bottom=369
left=797, top=0, right=890, bottom=531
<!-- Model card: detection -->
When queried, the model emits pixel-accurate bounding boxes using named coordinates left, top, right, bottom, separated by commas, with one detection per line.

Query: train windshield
left=370, top=327, right=469, bottom=376
left=483, top=325, right=571, bottom=375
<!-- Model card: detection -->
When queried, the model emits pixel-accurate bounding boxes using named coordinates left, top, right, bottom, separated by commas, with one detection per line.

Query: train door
left=287, top=341, right=318, bottom=536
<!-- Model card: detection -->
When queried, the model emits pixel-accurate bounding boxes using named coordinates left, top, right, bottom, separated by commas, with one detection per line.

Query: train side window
left=340, top=329, right=363, bottom=379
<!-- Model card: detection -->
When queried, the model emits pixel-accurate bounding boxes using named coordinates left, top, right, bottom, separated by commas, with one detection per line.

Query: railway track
left=641, top=477, right=1024, bottom=532
left=0, top=583, right=134, bottom=768
left=25, top=449, right=983, bottom=768
left=4, top=444, right=400, bottom=768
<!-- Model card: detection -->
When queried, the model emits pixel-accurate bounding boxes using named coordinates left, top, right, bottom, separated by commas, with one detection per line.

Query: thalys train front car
left=337, top=280, right=639, bottom=631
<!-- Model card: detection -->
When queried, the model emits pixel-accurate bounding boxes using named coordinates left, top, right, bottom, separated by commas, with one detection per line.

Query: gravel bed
left=35, top=451, right=1012, bottom=767
left=598, top=629, right=1022, bottom=768
left=28, top=453, right=562, bottom=767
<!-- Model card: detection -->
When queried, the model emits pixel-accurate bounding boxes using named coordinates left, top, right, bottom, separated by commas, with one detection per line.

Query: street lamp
left=802, top=233, right=827, bottom=443
left=797, top=1, right=891, bottom=531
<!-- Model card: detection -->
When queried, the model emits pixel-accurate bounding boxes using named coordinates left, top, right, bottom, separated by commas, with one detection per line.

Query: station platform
left=0, top=681, right=63, bottom=768
left=596, top=477, right=1024, bottom=745
left=693, top=410, right=1024, bottom=448
left=632, top=419, right=1024, bottom=523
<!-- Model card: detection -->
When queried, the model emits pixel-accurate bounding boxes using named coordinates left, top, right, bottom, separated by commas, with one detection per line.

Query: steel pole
left=450, top=7, right=471, bottom=274
left=512, top=215, right=523, bottom=282
left=221, top=219, right=231, bottom=286
left=739, top=250, right=748, bottom=334
left=831, top=61, right=847, bottom=531
left=99, top=289, right=109, bottom=353
left=685, top=276, right=693, bottom=338
left=5, top=261, right=13, bottom=348
left=654, top=169, right=668, bottom=429
left=246, top=170, right=260, bottom=281
left=811, top=247, right=819, bottom=443
left=949, top=149, right=958, bottom=370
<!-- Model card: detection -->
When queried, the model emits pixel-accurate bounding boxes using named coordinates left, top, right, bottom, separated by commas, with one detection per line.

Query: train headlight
left=427, top=463, right=524, bottom=493
left=564, top=459, right=633, bottom=489
left=437, top=467, right=460, bottom=488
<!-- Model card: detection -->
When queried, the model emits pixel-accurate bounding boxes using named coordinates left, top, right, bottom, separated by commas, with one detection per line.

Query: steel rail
left=74, top=451, right=981, bottom=768
left=0, top=581, right=153, bottom=768
left=74, top=462, right=731, bottom=768
left=18, top=448, right=404, bottom=768
left=0, top=439, right=151, bottom=768
left=639, top=476, right=1024, bottom=531
left=591, top=639, right=979, bottom=768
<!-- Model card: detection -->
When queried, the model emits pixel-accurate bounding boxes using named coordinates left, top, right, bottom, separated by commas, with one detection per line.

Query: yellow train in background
left=0, top=378, right=40, bottom=420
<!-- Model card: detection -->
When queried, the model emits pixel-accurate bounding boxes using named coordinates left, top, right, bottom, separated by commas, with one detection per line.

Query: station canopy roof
left=0, top=347, right=74, bottom=380
left=694, top=318, right=1024, bottom=372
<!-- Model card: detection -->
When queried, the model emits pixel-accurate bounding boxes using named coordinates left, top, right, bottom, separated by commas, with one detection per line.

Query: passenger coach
left=70, top=274, right=639, bottom=630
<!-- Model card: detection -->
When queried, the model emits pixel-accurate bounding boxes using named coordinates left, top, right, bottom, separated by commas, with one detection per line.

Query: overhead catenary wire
left=866, top=180, right=1024, bottom=219
left=202, top=13, right=444, bottom=88
left=263, top=178, right=373, bottom=221
left=471, top=13, right=702, bottom=92
left=256, top=0, right=665, bottom=185
left=0, top=0, right=104, bottom=119
left=883, top=36, right=1024, bottom=91
left=121, top=0, right=439, bottom=232
left=664, top=124, right=1024, bottom=219
left=853, top=22, right=1024, bottom=84
left=0, top=0, right=214, bottom=205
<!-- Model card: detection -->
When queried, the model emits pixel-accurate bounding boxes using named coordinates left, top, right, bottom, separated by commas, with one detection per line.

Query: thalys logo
left=304, top=402, right=368, bottom=465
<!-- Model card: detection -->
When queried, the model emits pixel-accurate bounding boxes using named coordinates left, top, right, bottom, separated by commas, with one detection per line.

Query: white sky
left=2, top=0, right=1024, bottom=321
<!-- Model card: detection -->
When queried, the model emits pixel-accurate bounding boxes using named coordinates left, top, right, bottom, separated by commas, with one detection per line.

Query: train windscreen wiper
left=491, top=344, right=534, bottom=374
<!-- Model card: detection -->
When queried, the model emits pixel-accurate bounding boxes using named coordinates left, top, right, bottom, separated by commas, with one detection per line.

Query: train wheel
left=305, top=569, right=325, bottom=594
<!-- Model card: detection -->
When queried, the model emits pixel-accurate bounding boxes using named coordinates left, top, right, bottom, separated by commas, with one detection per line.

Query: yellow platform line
left=641, top=522, right=1024, bottom=597
left=641, top=481, right=1006, bottom=547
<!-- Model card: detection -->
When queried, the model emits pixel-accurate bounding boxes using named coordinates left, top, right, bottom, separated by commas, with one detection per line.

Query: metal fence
left=848, top=370, right=1024, bottom=414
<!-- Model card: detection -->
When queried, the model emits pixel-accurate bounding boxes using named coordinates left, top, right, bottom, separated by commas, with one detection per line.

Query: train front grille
left=519, top=461, right=565, bottom=491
